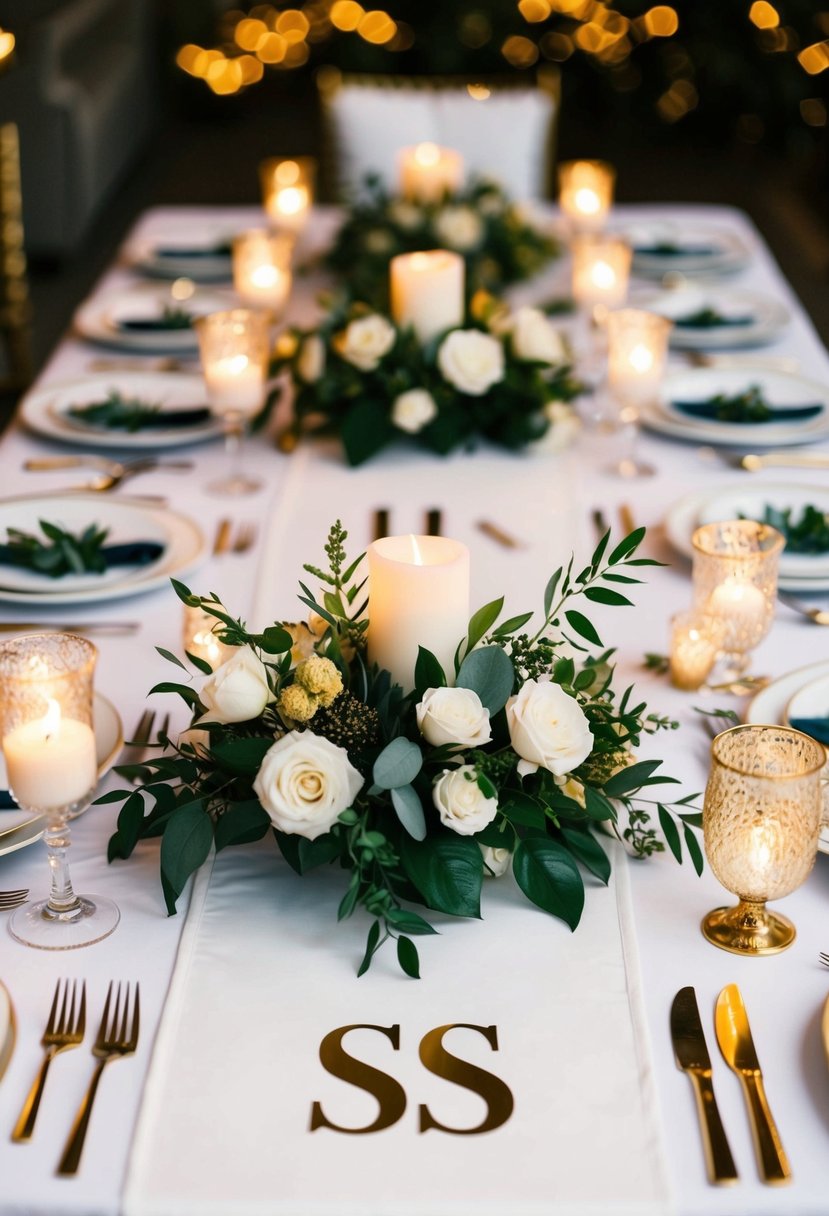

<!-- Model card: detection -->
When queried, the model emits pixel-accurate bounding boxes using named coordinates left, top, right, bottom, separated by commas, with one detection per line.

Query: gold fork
left=0, top=888, right=28, bottom=910
left=12, top=978, right=86, bottom=1142
left=231, top=522, right=257, bottom=554
left=57, top=982, right=140, bottom=1176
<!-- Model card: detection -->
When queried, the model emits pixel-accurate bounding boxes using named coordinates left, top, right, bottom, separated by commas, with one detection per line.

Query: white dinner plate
left=633, top=286, right=789, bottom=350
left=663, top=482, right=829, bottom=592
left=20, top=373, right=223, bottom=450
left=0, top=689, right=123, bottom=852
left=128, top=226, right=235, bottom=281
left=785, top=673, right=829, bottom=728
left=745, top=661, right=829, bottom=854
left=623, top=222, right=751, bottom=278
left=643, top=368, right=829, bottom=448
left=0, top=495, right=205, bottom=605
left=75, top=287, right=233, bottom=353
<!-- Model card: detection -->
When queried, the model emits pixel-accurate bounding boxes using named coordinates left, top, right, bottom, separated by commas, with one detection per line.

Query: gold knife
left=715, top=983, right=792, bottom=1185
left=670, top=986, right=738, bottom=1185
left=739, top=452, right=829, bottom=472
left=0, top=622, right=139, bottom=636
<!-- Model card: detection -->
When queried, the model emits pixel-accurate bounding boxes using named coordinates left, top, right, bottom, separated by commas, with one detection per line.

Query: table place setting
left=73, top=286, right=234, bottom=355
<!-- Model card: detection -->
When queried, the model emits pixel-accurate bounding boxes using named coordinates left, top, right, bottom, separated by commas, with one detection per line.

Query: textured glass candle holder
left=183, top=605, right=233, bottom=670
left=702, top=724, right=825, bottom=955
left=605, top=308, right=672, bottom=478
left=692, top=519, right=784, bottom=679
left=0, top=634, right=119, bottom=950
left=232, top=229, right=293, bottom=317
left=558, top=159, right=615, bottom=233
left=669, top=611, right=727, bottom=691
left=195, top=308, right=271, bottom=496
left=259, top=156, right=315, bottom=233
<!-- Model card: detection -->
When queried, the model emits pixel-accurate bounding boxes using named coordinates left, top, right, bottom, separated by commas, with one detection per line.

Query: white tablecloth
left=0, top=203, right=827, bottom=1215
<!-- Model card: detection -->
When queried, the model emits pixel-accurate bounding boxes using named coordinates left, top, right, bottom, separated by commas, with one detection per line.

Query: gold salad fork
left=57, top=982, right=140, bottom=1176
left=213, top=520, right=258, bottom=556
left=12, top=978, right=86, bottom=1142
left=0, top=889, right=28, bottom=910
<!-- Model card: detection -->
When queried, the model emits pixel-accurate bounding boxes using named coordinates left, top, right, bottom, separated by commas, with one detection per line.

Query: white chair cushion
left=327, top=82, right=556, bottom=201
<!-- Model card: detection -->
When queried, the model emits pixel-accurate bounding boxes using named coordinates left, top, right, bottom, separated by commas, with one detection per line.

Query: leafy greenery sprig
left=750, top=503, right=829, bottom=555
left=3, top=520, right=109, bottom=577
left=67, top=391, right=163, bottom=432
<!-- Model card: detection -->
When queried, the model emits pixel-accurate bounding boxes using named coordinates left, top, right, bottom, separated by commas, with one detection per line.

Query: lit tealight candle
left=607, top=308, right=672, bottom=406
left=183, top=606, right=233, bottom=669
left=390, top=250, right=465, bottom=343
left=233, top=230, right=293, bottom=315
left=558, top=160, right=616, bottom=233
left=368, top=534, right=470, bottom=692
left=571, top=234, right=632, bottom=321
left=3, top=698, right=96, bottom=811
left=669, top=612, right=725, bottom=691
left=708, top=581, right=769, bottom=646
left=204, top=353, right=264, bottom=415
left=260, top=157, right=315, bottom=233
left=398, top=142, right=464, bottom=204
left=195, top=309, right=270, bottom=418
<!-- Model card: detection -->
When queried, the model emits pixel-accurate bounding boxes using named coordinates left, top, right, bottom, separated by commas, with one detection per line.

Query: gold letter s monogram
left=418, top=1024, right=514, bottom=1135
left=310, top=1024, right=407, bottom=1134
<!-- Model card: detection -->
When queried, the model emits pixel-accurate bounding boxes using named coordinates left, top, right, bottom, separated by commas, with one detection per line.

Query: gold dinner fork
left=57, top=981, right=140, bottom=1176
left=12, top=978, right=86, bottom=1142
left=213, top=520, right=258, bottom=556
left=0, top=888, right=28, bottom=910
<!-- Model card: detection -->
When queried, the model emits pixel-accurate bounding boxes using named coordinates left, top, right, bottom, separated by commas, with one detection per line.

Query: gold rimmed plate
left=0, top=980, right=15, bottom=1082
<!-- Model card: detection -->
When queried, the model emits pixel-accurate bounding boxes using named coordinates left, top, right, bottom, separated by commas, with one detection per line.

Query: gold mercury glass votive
left=702, top=724, right=826, bottom=955
left=691, top=519, right=784, bottom=678
left=183, top=605, right=233, bottom=670
left=571, top=233, right=632, bottom=324
left=232, top=229, right=294, bottom=317
left=604, top=308, right=672, bottom=478
left=558, top=159, right=616, bottom=233
left=259, top=157, right=315, bottom=233
left=669, top=611, right=727, bottom=691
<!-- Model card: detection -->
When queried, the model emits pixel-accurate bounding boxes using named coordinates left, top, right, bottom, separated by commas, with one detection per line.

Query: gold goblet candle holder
left=259, top=157, right=315, bottom=234
left=558, top=159, right=616, bottom=233
left=232, top=229, right=293, bottom=317
left=669, top=611, right=727, bottom=691
left=702, top=724, right=825, bottom=955
left=605, top=308, right=672, bottom=478
left=0, top=634, right=120, bottom=950
left=692, top=519, right=784, bottom=679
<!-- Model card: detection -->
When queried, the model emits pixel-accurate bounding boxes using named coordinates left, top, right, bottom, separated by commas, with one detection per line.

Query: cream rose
left=391, top=388, right=438, bottom=434
left=433, top=205, right=484, bottom=251
left=506, top=678, right=593, bottom=778
left=510, top=308, right=568, bottom=365
left=297, top=335, right=325, bottom=383
left=416, top=686, right=491, bottom=748
left=437, top=329, right=504, bottom=396
left=480, top=844, right=511, bottom=877
left=199, top=647, right=272, bottom=724
left=335, top=314, right=396, bottom=371
left=389, top=201, right=422, bottom=230
left=364, top=228, right=395, bottom=254
left=253, top=730, right=364, bottom=840
left=432, top=765, right=498, bottom=836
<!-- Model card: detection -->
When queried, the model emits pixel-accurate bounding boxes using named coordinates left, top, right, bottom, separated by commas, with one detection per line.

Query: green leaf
left=658, top=805, right=683, bottom=864
left=603, top=759, right=666, bottom=797
left=147, top=681, right=201, bottom=706
left=513, top=837, right=584, bottom=930
left=210, top=736, right=273, bottom=775
left=112, top=790, right=146, bottom=859
left=337, top=874, right=360, bottom=921
left=274, top=830, right=340, bottom=874
left=466, top=597, right=504, bottom=653
left=391, top=784, right=427, bottom=841
left=608, top=527, right=646, bottom=564
left=414, top=646, right=446, bottom=696
left=678, top=811, right=703, bottom=828
left=501, top=792, right=546, bottom=829
left=590, top=527, right=611, bottom=570
left=553, top=656, right=575, bottom=685
left=373, top=737, right=423, bottom=790
left=214, top=801, right=271, bottom=851
left=456, top=646, right=514, bottom=715
left=185, top=650, right=214, bottom=676
left=358, top=920, right=382, bottom=977
left=170, top=578, right=197, bottom=604
left=560, top=828, right=611, bottom=884
left=583, top=587, right=633, bottom=607
left=683, top=822, right=704, bottom=876
left=260, top=626, right=293, bottom=654
left=341, top=400, right=395, bottom=466
left=493, top=612, right=533, bottom=636
left=160, top=802, right=213, bottom=903
left=583, top=786, right=616, bottom=821
left=385, top=907, right=438, bottom=935
left=95, top=788, right=131, bottom=805
left=563, top=610, right=603, bottom=647
left=156, top=647, right=188, bottom=671
left=400, top=833, right=482, bottom=918
left=544, top=567, right=562, bottom=617
left=397, top=935, right=421, bottom=978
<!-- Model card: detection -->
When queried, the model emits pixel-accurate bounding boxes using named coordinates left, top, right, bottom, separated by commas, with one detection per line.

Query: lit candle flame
left=591, top=259, right=616, bottom=290
left=225, top=354, right=250, bottom=375
left=41, top=698, right=61, bottom=740
left=409, top=535, right=424, bottom=566
left=251, top=264, right=279, bottom=289
left=276, top=186, right=306, bottom=216
left=628, top=343, right=654, bottom=374
left=414, top=142, right=440, bottom=166
left=274, top=160, right=300, bottom=186
left=574, top=187, right=601, bottom=215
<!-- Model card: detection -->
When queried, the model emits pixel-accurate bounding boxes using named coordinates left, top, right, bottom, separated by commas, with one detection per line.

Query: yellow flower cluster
left=277, top=655, right=343, bottom=723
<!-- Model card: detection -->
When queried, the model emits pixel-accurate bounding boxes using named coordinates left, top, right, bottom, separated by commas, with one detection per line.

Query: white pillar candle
left=390, top=250, right=465, bottom=343
left=558, top=160, right=616, bottom=233
left=233, top=230, right=292, bottom=314
left=203, top=353, right=265, bottom=415
left=398, top=142, right=464, bottom=204
left=669, top=613, right=724, bottom=691
left=3, top=699, right=96, bottom=810
left=260, top=158, right=314, bottom=233
left=368, top=535, right=470, bottom=692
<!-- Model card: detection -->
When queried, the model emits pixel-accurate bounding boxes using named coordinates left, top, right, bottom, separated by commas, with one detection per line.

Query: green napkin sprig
left=67, top=390, right=163, bottom=432
left=753, top=504, right=829, bottom=555
left=118, top=306, right=193, bottom=332
left=674, top=307, right=752, bottom=330
left=5, top=521, right=109, bottom=577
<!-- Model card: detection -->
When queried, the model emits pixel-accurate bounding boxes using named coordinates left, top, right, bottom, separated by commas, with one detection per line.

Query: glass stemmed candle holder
left=571, top=233, right=632, bottom=375
left=195, top=308, right=271, bottom=497
left=0, top=634, right=119, bottom=950
left=668, top=611, right=727, bottom=691
left=232, top=229, right=294, bottom=317
left=558, top=159, right=616, bottom=233
left=702, top=724, right=825, bottom=955
left=605, top=308, right=672, bottom=478
left=691, top=519, right=784, bottom=680
left=259, top=157, right=315, bottom=234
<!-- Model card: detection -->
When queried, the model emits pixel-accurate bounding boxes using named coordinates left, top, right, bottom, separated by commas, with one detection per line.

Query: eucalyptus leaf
left=456, top=646, right=514, bottom=715
left=373, top=737, right=423, bottom=790
left=391, top=784, right=427, bottom=841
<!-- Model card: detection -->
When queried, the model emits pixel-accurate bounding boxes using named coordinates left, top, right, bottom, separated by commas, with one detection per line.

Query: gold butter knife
left=715, top=983, right=791, bottom=1185
left=671, top=986, right=738, bottom=1185
left=0, top=622, right=138, bottom=636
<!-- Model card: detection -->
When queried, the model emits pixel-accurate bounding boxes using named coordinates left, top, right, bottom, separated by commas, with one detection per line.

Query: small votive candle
left=4, top=698, right=96, bottom=810
left=607, top=308, right=672, bottom=407
left=260, top=157, right=315, bottom=233
left=390, top=249, right=465, bottom=343
left=233, top=230, right=293, bottom=316
left=669, top=612, right=726, bottom=691
left=195, top=309, right=270, bottom=418
left=398, top=142, right=464, bottom=204
left=571, top=234, right=632, bottom=322
left=558, top=160, right=616, bottom=233
left=183, top=606, right=233, bottom=669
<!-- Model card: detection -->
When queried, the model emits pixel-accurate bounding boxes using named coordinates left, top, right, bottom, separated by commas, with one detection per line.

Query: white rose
left=416, top=686, right=491, bottom=748
left=506, top=678, right=593, bottom=778
left=480, top=844, right=511, bottom=877
left=510, top=307, right=568, bottom=365
left=297, top=335, right=325, bottom=383
left=437, top=329, right=505, bottom=396
left=253, top=729, right=364, bottom=840
left=335, top=314, right=396, bottom=372
left=391, top=388, right=438, bottom=434
left=199, top=647, right=272, bottom=724
left=530, top=402, right=581, bottom=454
left=433, top=205, right=484, bottom=252
left=432, top=764, right=498, bottom=836
left=478, top=190, right=504, bottom=217
left=389, top=201, right=422, bottom=230
left=364, top=228, right=395, bottom=254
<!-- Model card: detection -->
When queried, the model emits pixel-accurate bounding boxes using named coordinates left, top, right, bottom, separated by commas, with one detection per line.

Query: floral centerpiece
left=323, top=175, right=559, bottom=310
left=273, top=294, right=581, bottom=466
left=105, top=522, right=701, bottom=979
